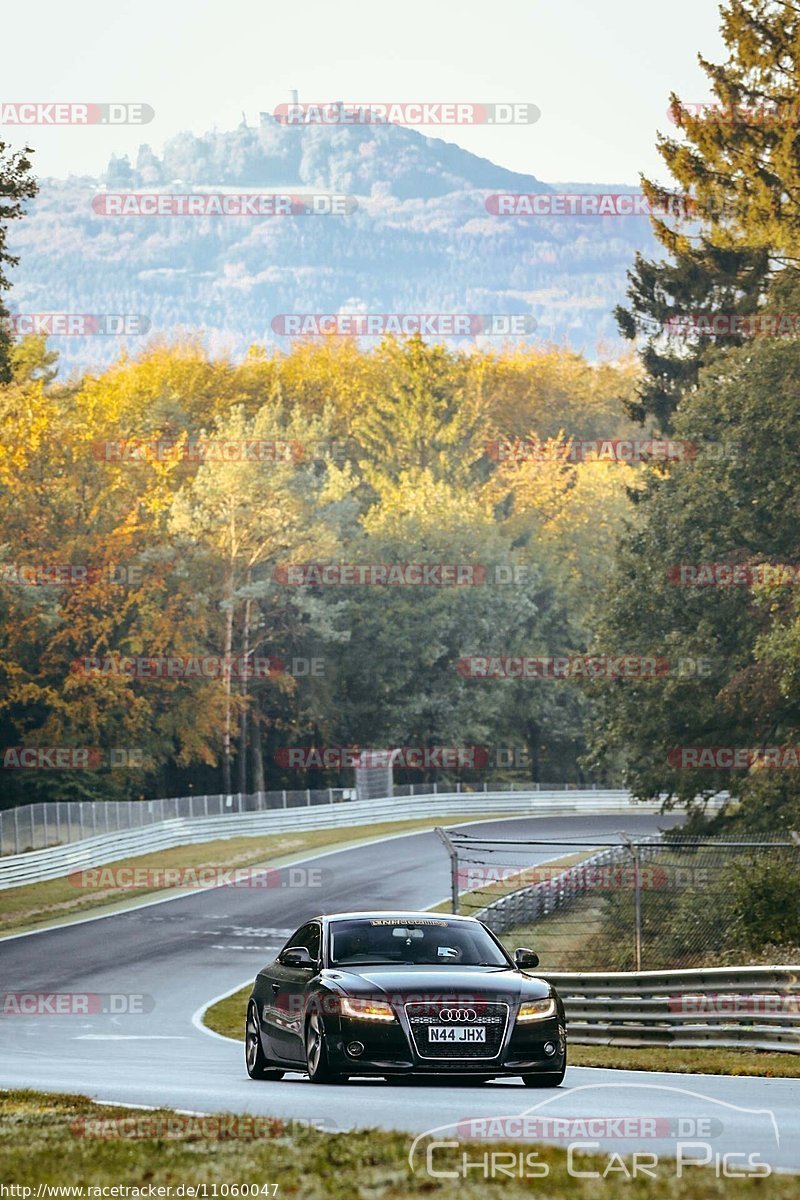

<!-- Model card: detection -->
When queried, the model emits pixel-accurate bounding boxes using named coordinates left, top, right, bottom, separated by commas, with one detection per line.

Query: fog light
left=347, top=1040, right=364, bottom=1057
left=543, top=1041, right=556, bottom=1056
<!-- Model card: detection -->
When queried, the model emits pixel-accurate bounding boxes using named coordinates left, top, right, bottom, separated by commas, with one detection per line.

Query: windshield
left=329, top=917, right=509, bottom=967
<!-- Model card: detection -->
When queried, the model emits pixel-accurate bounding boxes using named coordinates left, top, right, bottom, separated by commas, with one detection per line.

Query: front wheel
left=521, top=1063, right=566, bottom=1087
left=245, top=1000, right=285, bottom=1080
left=305, top=1007, right=346, bottom=1084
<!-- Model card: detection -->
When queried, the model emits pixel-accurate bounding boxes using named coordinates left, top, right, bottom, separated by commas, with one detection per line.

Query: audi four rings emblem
left=438, top=1008, right=477, bottom=1021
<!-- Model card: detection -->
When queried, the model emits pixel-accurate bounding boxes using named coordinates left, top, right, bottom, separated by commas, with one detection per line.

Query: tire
left=305, top=1005, right=346, bottom=1084
left=521, top=1063, right=566, bottom=1087
left=245, top=1000, right=285, bottom=1080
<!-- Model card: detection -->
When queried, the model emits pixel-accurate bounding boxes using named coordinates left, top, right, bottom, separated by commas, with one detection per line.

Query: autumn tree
left=0, top=141, right=37, bottom=383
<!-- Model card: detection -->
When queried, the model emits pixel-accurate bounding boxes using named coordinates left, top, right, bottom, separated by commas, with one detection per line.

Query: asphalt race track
left=1, top=813, right=798, bottom=1173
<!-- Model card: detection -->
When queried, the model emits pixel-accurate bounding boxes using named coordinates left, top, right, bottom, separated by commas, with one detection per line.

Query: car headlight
left=340, top=997, right=397, bottom=1022
left=517, top=996, right=557, bottom=1022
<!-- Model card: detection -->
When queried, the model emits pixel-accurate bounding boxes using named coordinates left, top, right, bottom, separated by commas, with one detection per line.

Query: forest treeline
left=0, top=334, right=642, bottom=802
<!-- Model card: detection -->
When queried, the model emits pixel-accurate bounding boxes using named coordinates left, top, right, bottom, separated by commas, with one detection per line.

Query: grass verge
left=203, top=987, right=800, bottom=1078
left=0, top=813, right=498, bottom=938
left=568, top=1044, right=800, bottom=1078
left=428, top=851, right=596, bottom=915
left=0, top=1088, right=795, bottom=1197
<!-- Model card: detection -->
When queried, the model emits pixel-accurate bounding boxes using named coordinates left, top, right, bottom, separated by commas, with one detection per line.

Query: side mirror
left=282, top=945, right=316, bottom=968
left=514, top=947, right=540, bottom=969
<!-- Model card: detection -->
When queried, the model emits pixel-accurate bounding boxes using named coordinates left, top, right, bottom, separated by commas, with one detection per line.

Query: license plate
left=429, top=1026, right=486, bottom=1043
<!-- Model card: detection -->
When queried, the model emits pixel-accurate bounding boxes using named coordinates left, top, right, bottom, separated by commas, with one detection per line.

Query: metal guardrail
left=0, top=781, right=624, bottom=856
left=0, top=790, right=653, bottom=889
left=543, top=966, right=800, bottom=1053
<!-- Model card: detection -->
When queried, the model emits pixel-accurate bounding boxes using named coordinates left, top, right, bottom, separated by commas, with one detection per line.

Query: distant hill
left=8, top=116, right=658, bottom=375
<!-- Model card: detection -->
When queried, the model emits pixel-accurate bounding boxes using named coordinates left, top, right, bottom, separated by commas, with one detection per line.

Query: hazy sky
left=4, top=0, right=724, bottom=184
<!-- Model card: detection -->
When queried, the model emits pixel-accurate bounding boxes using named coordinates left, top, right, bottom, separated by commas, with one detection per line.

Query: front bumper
left=329, top=1008, right=566, bottom=1076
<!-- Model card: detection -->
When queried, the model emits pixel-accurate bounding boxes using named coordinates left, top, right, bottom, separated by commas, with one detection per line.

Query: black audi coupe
left=245, top=910, right=566, bottom=1085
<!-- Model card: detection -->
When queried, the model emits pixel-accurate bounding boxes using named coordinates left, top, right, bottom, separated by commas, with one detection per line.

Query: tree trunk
left=251, top=709, right=266, bottom=793
left=526, top=720, right=541, bottom=784
left=238, top=587, right=252, bottom=796
left=222, top=561, right=234, bottom=796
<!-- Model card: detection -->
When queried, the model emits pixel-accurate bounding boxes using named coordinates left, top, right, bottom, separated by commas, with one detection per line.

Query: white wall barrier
left=0, top=790, right=655, bottom=889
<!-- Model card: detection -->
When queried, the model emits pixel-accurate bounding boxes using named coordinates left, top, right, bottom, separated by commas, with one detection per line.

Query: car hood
left=324, top=964, right=551, bottom=1002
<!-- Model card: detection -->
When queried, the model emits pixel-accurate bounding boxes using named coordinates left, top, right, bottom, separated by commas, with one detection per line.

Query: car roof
left=316, top=910, right=481, bottom=924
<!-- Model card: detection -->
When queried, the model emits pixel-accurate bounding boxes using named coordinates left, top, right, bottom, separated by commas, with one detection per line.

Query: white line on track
left=74, top=1035, right=189, bottom=1040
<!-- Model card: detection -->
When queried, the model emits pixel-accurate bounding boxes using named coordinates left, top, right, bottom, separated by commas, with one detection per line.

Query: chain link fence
left=437, top=828, right=800, bottom=971
left=0, top=781, right=612, bottom=856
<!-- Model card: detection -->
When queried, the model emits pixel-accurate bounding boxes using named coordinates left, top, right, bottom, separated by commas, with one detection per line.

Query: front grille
left=404, top=1002, right=508, bottom=1059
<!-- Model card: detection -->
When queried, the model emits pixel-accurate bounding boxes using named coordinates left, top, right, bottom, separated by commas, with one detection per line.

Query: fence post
left=306, top=789, right=311, bottom=806
left=328, top=788, right=334, bottom=804
left=621, top=834, right=643, bottom=971
left=43, top=804, right=49, bottom=850
left=13, top=806, right=20, bottom=855
left=435, top=826, right=460, bottom=914
left=282, top=790, right=287, bottom=808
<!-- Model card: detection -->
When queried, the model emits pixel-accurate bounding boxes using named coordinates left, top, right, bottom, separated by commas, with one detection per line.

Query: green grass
left=500, top=892, right=607, bottom=971
left=0, top=813, right=500, bottom=937
left=569, top=1044, right=800, bottom=1077
left=204, top=986, right=800, bottom=1078
left=1, top=1089, right=796, bottom=1198
left=204, top=985, right=252, bottom=1040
